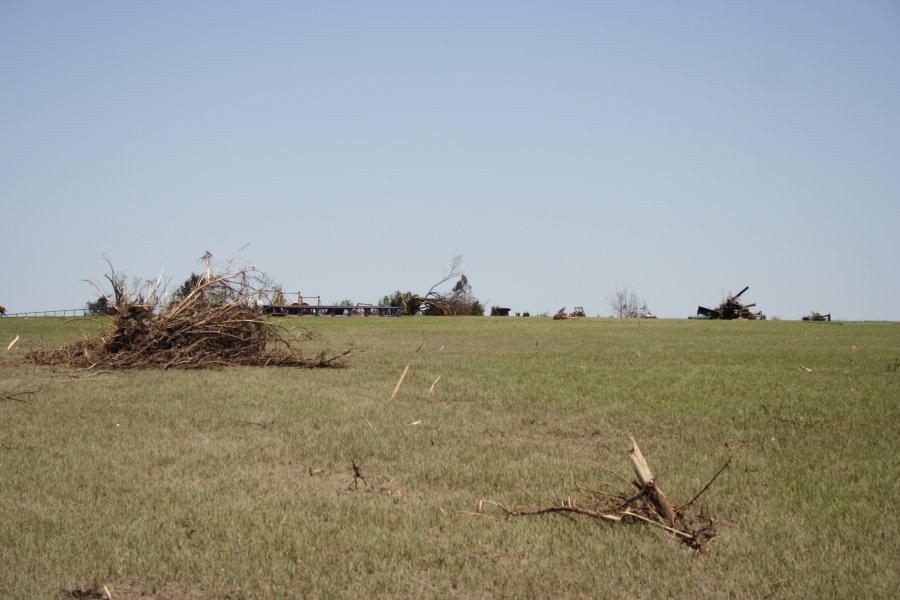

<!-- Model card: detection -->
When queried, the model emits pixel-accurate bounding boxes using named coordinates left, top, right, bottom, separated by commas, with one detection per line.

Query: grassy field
left=1, top=315, right=898, bottom=599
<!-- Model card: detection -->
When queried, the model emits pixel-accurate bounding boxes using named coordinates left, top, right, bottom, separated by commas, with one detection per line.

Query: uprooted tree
left=29, top=255, right=351, bottom=370
left=381, top=255, right=484, bottom=316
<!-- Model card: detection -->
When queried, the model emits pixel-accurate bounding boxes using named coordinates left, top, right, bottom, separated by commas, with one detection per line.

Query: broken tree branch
left=486, top=436, right=722, bottom=551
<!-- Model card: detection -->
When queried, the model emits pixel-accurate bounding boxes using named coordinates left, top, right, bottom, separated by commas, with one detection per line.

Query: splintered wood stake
left=428, top=375, right=442, bottom=395
left=628, top=436, right=677, bottom=527
left=390, top=364, right=410, bottom=400
left=628, top=436, right=654, bottom=487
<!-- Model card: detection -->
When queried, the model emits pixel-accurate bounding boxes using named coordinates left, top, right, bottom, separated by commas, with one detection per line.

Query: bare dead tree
left=606, top=287, right=645, bottom=318
left=425, top=255, right=463, bottom=298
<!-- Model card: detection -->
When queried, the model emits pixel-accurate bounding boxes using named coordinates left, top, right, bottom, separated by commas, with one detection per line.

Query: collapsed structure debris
left=485, top=437, right=726, bottom=551
left=553, top=307, right=581, bottom=320
left=802, top=311, right=831, bottom=322
left=27, top=258, right=350, bottom=370
left=696, top=286, right=765, bottom=320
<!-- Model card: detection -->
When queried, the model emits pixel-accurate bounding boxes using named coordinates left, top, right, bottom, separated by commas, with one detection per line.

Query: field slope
left=1, top=316, right=898, bottom=598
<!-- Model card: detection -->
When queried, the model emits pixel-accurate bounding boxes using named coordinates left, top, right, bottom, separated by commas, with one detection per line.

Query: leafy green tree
left=169, top=273, right=203, bottom=306
left=85, top=295, right=116, bottom=316
left=381, top=291, right=423, bottom=315
left=441, top=274, right=483, bottom=315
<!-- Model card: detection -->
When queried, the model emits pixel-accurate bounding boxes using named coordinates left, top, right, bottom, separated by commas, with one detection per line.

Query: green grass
left=1, top=316, right=898, bottom=598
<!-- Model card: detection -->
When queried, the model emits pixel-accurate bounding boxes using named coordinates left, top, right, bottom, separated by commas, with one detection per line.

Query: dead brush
left=28, top=259, right=351, bottom=370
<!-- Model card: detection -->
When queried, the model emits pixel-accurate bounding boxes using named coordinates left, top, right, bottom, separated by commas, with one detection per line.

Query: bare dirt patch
left=64, top=581, right=212, bottom=600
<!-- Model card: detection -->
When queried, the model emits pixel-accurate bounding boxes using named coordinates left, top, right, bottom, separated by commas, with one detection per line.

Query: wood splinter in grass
left=390, top=364, right=410, bottom=400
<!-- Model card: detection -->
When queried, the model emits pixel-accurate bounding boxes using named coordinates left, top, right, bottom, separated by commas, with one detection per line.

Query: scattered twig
left=428, top=375, right=442, bottom=395
left=1, top=389, right=38, bottom=402
left=620, top=510, right=695, bottom=540
left=349, top=459, right=368, bottom=490
left=678, top=457, right=732, bottom=512
left=491, top=499, right=623, bottom=522
left=7, top=335, right=20, bottom=351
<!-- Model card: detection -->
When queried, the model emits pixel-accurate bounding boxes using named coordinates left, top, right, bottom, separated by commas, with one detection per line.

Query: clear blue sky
left=2, top=1, right=898, bottom=319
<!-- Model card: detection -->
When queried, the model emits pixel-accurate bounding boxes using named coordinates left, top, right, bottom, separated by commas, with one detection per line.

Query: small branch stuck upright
left=349, top=460, right=368, bottom=490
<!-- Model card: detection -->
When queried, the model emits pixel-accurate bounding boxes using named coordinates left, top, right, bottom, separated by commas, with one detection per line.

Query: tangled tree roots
left=28, top=262, right=350, bottom=370
left=485, top=438, right=728, bottom=551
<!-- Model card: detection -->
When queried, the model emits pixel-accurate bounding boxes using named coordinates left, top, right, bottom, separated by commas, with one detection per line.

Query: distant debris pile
left=553, top=306, right=583, bottom=320
left=802, top=311, right=831, bottom=322
left=696, top=286, right=765, bottom=320
left=28, top=257, right=349, bottom=370
left=553, top=306, right=584, bottom=321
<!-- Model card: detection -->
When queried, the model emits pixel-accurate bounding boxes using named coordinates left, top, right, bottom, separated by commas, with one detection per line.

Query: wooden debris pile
left=486, top=438, right=727, bottom=551
left=697, top=285, right=765, bottom=320
left=28, top=260, right=349, bottom=370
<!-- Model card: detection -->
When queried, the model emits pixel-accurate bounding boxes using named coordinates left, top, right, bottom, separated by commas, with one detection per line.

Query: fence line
left=2, top=309, right=94, bottom=318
